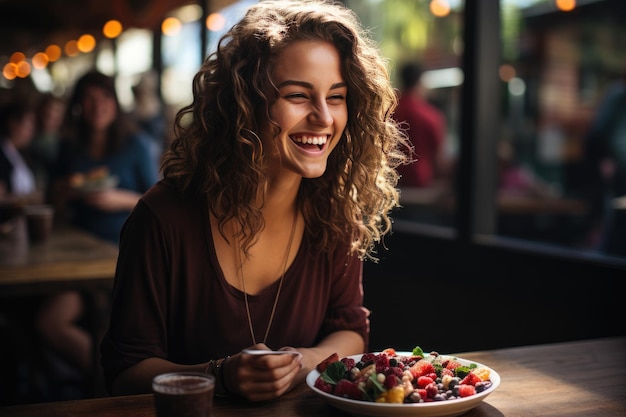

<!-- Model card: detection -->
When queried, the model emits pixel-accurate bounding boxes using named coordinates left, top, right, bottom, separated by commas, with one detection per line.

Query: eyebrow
left=277, top=80, right=347, bottom=90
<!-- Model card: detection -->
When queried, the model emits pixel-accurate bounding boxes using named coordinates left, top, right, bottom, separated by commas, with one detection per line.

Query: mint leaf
left=367, top=373, right=385, bottom=399
left=320, top=361, right=347, bottom=385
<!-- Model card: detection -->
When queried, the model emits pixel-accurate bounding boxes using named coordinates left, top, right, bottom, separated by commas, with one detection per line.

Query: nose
left=307, top=100, right=333, bottom=127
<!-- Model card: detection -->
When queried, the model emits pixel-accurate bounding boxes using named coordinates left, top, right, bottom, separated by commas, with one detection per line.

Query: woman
left=38, top=71, right=159, bottom=381
left=0, top=98, right=38, bottom=202
left=51, top=71, right=159, bottom=244
left=100, top=0, right=408, bottom=402
left=29, top=93, right=66, bottom=193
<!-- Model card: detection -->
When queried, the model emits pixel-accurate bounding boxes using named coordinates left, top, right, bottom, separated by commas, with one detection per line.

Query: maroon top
left=100, top=179, right=370, bottom=393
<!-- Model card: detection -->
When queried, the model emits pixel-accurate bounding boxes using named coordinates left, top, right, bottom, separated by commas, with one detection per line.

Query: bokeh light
left=32, top=52, right=50, bottom=69
left=9, top=52, right=26, bottom=64
left=206, top=13, right=226, bottom=32
left=3, top=63, right=18, bottom=80
left=103, top=20, right=123, bottom=39
left=77, top=34, right=96, bottom=53
left=15, top=60, right=31, bottom=78
left=162, top=17, right=182, bottom=36
left=45, top=45, right=62, bottom=62
left=430, top=0, right=451, bottom=17
left=64, top=40, right=79, bottom=56
left=499, top=64, right=516, bottom=82
left=556, top=0, right=576, bottom=12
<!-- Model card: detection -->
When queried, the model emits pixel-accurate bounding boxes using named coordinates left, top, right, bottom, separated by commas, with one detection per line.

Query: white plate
left=306, top=352, right=500, bottom=417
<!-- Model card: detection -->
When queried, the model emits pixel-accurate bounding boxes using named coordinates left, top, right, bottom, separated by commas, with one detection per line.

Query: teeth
left=293, top=135, right=327, bottom=145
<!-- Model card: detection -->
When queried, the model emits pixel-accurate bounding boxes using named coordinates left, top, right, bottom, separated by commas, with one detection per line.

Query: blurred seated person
left=131, top=70, right=166, bottom=168
left=38, top=71, right=160, bottom=384
left=29, top=93, right=66, bottom=194
left=497, top=140, right=557, bottom=198
left=0, top=98, right=42, bottom=224
left=393, top=62, right=448, bottom=188
left=51, top=70, right=160, bottom=243
left=583, top=65, right=626, bottom=256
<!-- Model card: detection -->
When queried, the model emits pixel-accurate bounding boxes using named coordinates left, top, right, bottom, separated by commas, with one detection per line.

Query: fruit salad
left=313, top=347, right=493, bottom=404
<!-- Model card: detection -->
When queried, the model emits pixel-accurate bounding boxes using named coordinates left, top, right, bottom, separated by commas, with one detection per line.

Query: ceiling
left=0, top=0, right=200, bottom=58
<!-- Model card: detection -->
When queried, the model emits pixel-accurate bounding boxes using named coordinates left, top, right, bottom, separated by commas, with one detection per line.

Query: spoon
left=242, top=349, right=301, bottom=356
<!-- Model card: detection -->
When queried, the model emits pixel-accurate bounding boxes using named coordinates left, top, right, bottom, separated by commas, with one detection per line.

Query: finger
left=240, top=365, right=299, bottom=401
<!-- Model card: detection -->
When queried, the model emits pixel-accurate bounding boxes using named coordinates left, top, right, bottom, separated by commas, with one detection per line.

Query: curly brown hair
left=161, top=0, right=409, bottom=260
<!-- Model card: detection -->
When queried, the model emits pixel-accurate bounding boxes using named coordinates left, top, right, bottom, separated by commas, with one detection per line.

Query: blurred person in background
left=392, top=62, right=448, bottom=189
left=51, top=70, right=160, bottom=243
left=584, top=64, right=626, bottom=256
left=131, top=70, right=167, bottom=169
left=1, top=96, right=51, bottom=404
left=36, top=71, right=160, bottom=394
left=0, top=98, right=38, bottom=205
left=29, top=93, right=66, bottom=195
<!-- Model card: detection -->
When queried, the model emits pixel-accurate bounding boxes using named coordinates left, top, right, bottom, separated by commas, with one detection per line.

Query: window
left=347, top=0, right=626, bottom=263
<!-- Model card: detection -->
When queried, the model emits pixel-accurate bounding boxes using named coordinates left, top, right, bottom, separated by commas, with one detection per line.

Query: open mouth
left=291, top=135, right=328, bottom=151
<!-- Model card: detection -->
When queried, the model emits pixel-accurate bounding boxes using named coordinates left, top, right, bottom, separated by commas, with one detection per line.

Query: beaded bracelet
left=206, top=356, right=231, bottom=397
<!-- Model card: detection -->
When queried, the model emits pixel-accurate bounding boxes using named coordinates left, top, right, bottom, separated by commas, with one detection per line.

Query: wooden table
left=0, top=216, right=118, bottom=297
left=0, top=216, right=119, bottom=397
left=1, top=336, right=623, bottom=417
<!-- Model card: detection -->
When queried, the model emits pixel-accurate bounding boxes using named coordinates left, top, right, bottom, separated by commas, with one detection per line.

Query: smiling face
left=80, top=85, right=117, bottom=133
left=265, top=40, right=348, bottom=179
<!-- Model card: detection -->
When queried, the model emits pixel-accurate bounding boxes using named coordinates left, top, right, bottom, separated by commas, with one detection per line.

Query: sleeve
left=320, top=250, right=370, bottom=350
left=99, top=198, right=170, bottom=394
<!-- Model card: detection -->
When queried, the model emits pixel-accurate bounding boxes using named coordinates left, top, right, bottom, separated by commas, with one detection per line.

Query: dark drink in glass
left=153, top=372, right=215, bottom=417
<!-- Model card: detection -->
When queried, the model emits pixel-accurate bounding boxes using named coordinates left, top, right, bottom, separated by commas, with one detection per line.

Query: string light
left=32, top=52, right=50, bottom=70
left=1, top=4, right=201, bottom=82
left=45, top=45, right=62, bottom=62
left=162, top=17, right=182, bottom=36
left=430, top=0, right=451, bottom=17
left=64, top=40, right=80, bottom=57
left=77, top=34, right=97, bottom=53
left=103, top=20, right=123, bottom=39
left=556, top=0, right=576, bottom=12
left=206, top=13, right=226, bottom=32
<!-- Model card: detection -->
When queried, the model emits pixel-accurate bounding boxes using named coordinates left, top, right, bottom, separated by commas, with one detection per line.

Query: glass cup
left=24, top=204, right=54, bottom=244
left=152, top=372, right=215, bottom=417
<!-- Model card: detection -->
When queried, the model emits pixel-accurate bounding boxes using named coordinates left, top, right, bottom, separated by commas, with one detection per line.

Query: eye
left=328, top=93, right=346, bottom=102
left=284, top=93, right=308, bottom=101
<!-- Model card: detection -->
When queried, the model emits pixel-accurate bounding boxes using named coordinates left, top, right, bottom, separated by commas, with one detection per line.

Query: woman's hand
left=223, top=344, right=303, bottom=402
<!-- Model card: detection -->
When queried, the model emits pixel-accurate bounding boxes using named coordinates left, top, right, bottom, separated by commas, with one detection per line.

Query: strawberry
left=417, top=376, right=434, bottom=388
left=445, top=359, right=463, bottom=370
left=461, top=372, right=482, bottom=386
left=457, top=384, right=477, bottom=397
left=408, top=360, right=435, bottom=379
left=316, top=352, right=339, bottom=373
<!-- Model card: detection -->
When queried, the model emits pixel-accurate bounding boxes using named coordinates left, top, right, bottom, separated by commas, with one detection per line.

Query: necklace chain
left=238, top=213, right=298, bottom=346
